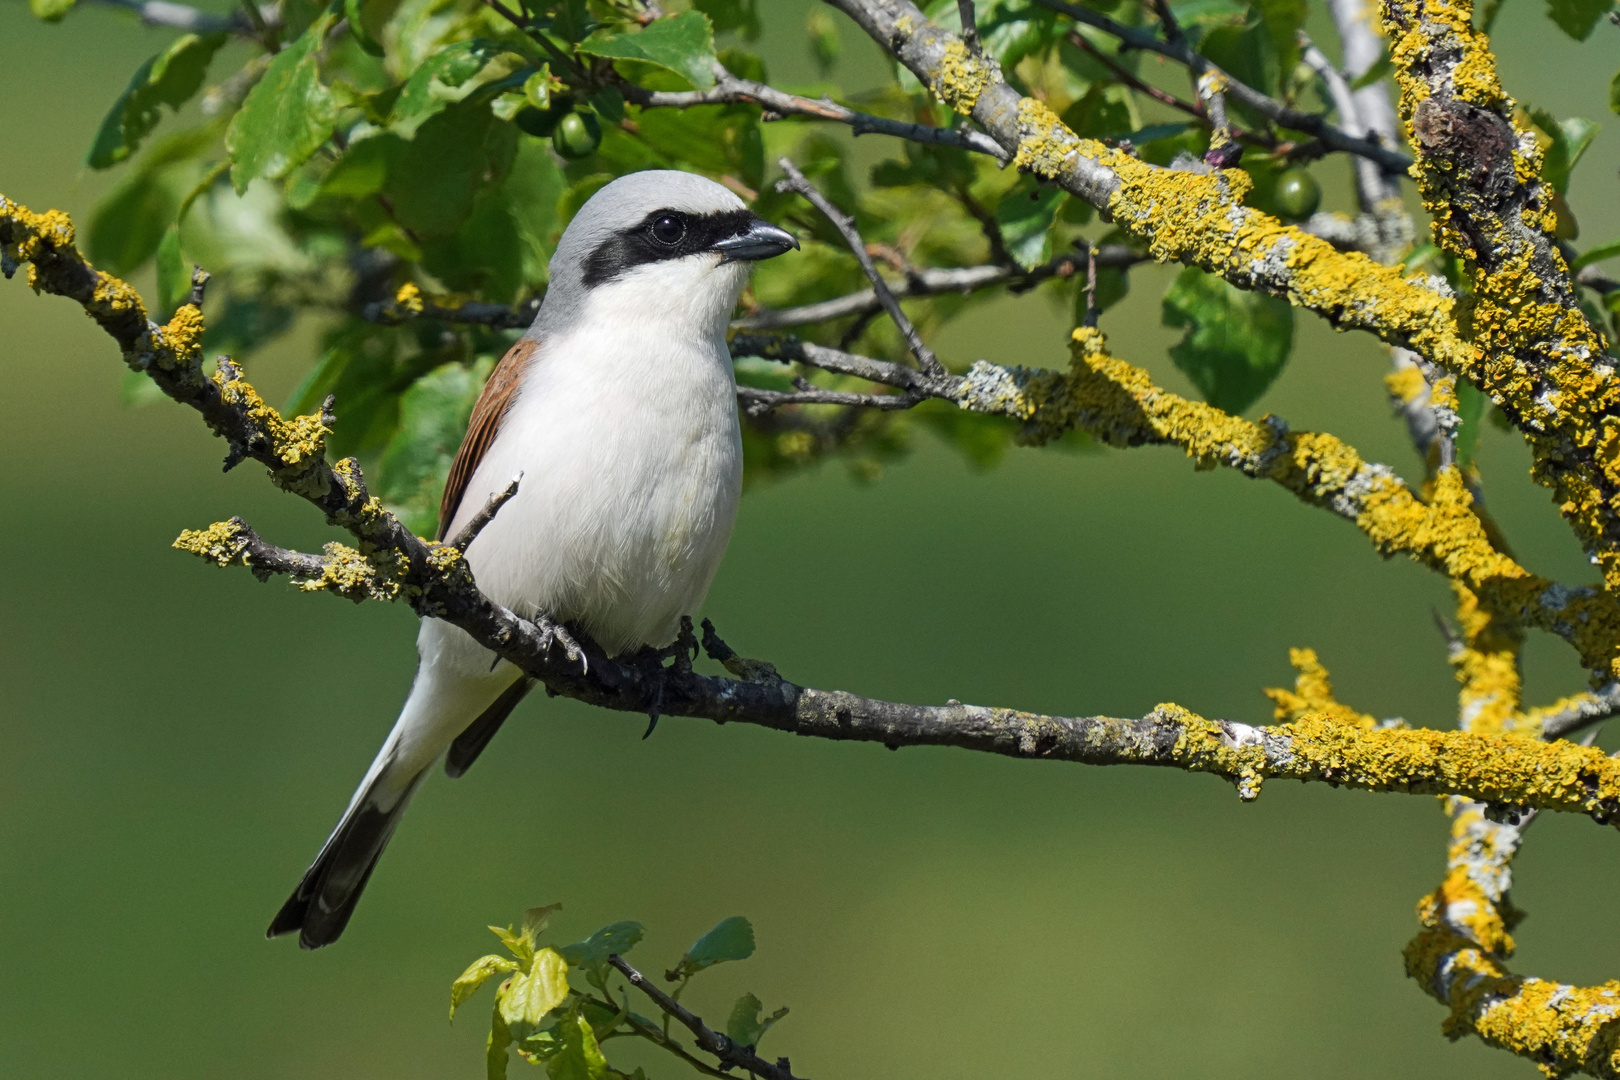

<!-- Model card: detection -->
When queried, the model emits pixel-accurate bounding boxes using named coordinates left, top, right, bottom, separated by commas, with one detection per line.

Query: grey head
left=531, top=170, right=797, bottom=338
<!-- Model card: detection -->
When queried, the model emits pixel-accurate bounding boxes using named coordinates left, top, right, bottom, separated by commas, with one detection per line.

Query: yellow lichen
left=1386, top=364, right=1429, bottom=406
left=395, top=281, right=424, bottom=314
left=1012, top=97, right=1078, bottom=178
left=172, top=519, right=247, bottom=566
left=1264, top=647, right=1379, bottom=727
left=932, top=38, right=994, bottom=116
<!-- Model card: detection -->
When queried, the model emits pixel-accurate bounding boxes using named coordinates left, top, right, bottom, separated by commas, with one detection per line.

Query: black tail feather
left=445, top=677, right=532, bottom=779
left=267, top=772, right=423, bottom=949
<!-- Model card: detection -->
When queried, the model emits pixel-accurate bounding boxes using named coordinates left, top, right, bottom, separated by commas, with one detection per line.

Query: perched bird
left=268, top=171, right=798, bottom=949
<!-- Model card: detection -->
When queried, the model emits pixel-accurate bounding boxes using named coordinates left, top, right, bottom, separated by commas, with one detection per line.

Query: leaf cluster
left=451, top=906, right=785, bottom=1080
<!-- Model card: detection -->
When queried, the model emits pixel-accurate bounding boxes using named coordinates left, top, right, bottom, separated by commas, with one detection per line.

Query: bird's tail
left=266, top=753, right=426, bottom=950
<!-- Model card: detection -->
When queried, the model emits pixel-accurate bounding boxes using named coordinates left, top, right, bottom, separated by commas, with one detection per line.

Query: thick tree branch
left=1380, top=0, right=1620, bottom=589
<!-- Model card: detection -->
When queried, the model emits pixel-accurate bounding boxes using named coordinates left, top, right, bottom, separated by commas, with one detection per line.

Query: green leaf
left=579, top=11, right=718, bottom=91
left=390, top=39, right=505, bottom=138
left=1252, top=0, right=1305, bottom=83
left=87, top=34, right=226, bottom=169
left=1611, top=68, right=1620, bottom=117
left=1573, top=238, right=1620, bottom=270
left=1545, top=0, right=1611, bottom=40
left=725, top=992, right=788, bottom=1049
left=558, top=921, right=645, bottom=971
left=1168, top=0, right=1247, bottom=26
left=87, top=170, right=181, bottom=274
left=693, top=0, right=760, bottom=39
left=1197, top=22, right=1280, bottom=125
left=156, top=225, right=188, bottom=318
left=994, top=184, right=1065, bottom=271
left=1161, top=265, right=1294, bottom=414
left=225, top=12, right=342, bottom=193
left=678, top=916, right=755, bottom=975
left=1455, top=379, right=1488, bottom=468
left=28, top=0, right=74, bottom=21
left=1530, top=109, right=1598, bottom=194
left=452, top=955, right=522, bottom=1019
left=381, top=96, right=518, bottom=236
left=498, top=948, right=572, bottom=1034
left=545, top=1013, right=609, bottom=1080
left=344, top=0, right=387, bottom=55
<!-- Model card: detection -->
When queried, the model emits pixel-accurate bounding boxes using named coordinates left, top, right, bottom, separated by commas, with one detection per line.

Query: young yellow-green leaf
left=1611, top=68, right=1620, bottom=116
left=28, top=0, right=74, bottom=21
left=1545, top=0, right=1611, bottom=40
left=994, top=184, right=1064, bottom=271
left=390, top=39, right=505, bottom=138
left=491, top=922, right=536, bottom=965
left=1161, top=265, right=1294, bottom=415
left=451, top=954, right=521, bottom=1019
left=679, top=916, right=755, bottom=975
left=545, top=1014, right=609, bottom=1080
left=225, top=12, right=341, bottom=193
left=87, top=34, right=227, bottom=169
left=558, top=921, right=646, bottom=971
left=524, top=904, right=563, bottom=939
left=579, top=11, right=718, bottom=90
left=498, top=948, right=571, bottom=1031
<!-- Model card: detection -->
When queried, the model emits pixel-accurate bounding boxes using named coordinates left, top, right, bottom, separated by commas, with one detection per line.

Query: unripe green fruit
left=552, top=111, right=601, bottom=160
left=1274, top=168, right=1322, bottom=220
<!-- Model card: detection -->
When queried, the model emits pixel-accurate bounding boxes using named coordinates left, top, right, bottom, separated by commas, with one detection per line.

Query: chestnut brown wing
left=436, top=337, right=540, bottom=541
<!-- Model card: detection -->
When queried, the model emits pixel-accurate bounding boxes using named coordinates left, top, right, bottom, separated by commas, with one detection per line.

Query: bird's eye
left=649, top=214, right=686, bottom=246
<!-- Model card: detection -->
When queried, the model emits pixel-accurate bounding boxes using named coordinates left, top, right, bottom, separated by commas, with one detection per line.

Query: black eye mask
left=581, top=208, right=758, bottom=288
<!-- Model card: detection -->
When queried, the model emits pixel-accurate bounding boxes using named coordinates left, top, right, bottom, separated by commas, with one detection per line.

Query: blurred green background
left=5, top=1, right=1620, bottom=1076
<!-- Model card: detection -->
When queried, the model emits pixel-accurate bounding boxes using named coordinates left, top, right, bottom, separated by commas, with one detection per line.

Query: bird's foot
left=532, top=610, right=586, bottom=673
left=633, top=617, right=701, bottom=738
left=699, top=618, right=782, bottom=684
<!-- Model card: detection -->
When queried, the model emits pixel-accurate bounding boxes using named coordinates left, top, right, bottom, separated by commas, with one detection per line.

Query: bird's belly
left=462, top=362, right=742, bottom=657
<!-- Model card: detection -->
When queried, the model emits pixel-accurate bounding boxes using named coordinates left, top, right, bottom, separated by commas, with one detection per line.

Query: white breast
left=443, top=262, right=746, bottom=662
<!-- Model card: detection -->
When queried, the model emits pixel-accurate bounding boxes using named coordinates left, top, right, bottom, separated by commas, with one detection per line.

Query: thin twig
left=627, top=62, right=1009, bottom=162
left=1040, top=0, right=1413, bottom=173
left=957, top=0, right=981, bottom=53
left=450, top=475, right=522, bottom=552
left=774, top=159, right=946, bottom=377
left=608, top=955, right=805, bottom=1080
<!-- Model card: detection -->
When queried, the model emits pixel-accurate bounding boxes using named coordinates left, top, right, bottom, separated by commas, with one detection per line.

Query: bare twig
left=628, top=61, right=1009, bottom=162
left=609, top=955, right=804, bottom=1080
left=734, top=246, right=1140, bottom=330
left=957, top=0, right=981, bottom=53
left=450, top=475, right=522, bottom=552
left=774, top=159, right=946, bottom=377
left=1038, top=0, right=1413, bottom=174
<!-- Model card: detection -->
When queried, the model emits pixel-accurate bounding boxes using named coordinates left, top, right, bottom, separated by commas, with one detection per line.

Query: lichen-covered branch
left=11, top=195, right=1620, bottom=832
left=737, top=326, right=1620, bottom=676
left=822, top=0, right=1475, bottom=396
left=1381, top=0, right=1620, bottom=588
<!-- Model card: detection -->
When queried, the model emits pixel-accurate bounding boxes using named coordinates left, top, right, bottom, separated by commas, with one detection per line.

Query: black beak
left=713, top=218, right=799, bottom=263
